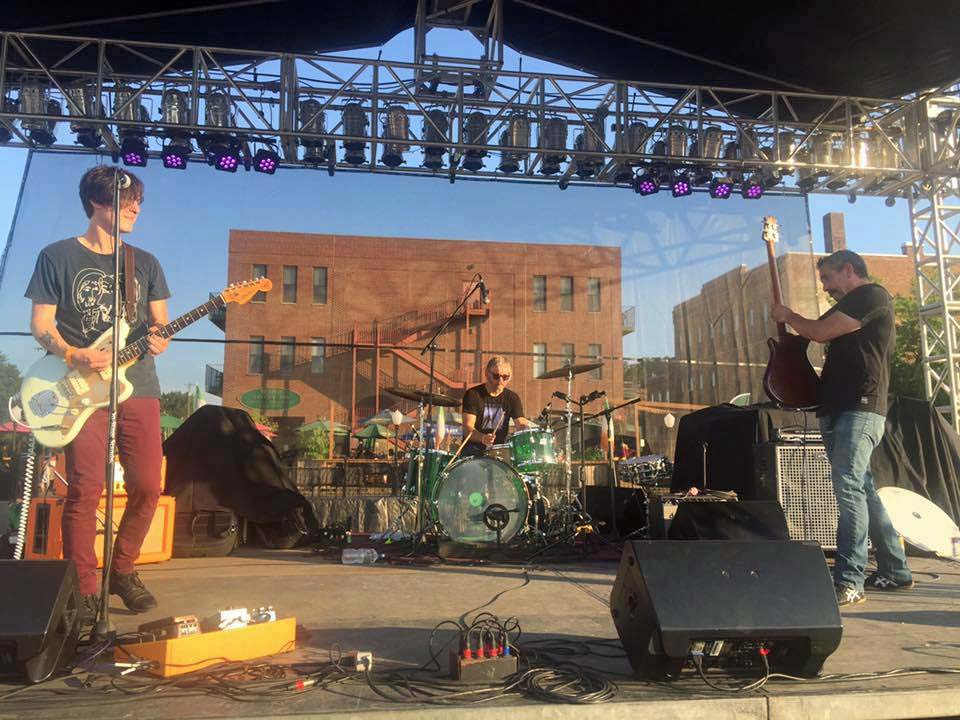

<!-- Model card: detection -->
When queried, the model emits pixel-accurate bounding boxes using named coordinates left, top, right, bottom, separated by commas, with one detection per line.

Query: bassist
left=24, top=166, right=168, bottom=621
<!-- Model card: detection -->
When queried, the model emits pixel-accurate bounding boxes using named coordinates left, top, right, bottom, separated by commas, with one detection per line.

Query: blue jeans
left=820, top=411, right=912, bottom=591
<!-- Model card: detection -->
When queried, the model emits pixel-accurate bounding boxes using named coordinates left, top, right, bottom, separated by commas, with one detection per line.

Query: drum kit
left=385, top=360, right=605, bottom=550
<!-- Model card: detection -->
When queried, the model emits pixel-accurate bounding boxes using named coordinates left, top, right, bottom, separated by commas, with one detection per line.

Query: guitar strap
left=123, top=243, right=137, bottom=322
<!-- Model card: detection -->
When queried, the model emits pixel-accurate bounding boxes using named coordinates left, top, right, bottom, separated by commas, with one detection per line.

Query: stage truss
left=1, top=29, right=960, bottom=426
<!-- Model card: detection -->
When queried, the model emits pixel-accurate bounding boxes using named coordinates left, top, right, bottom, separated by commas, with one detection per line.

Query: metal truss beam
left=0, top=30, right=956, bottom=197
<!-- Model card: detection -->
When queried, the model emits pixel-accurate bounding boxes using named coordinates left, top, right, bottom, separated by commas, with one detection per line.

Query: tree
left=296, top=427, right=330, bottom=459
left=160, top=391, right=190, bottom=418
left=891, top=294, right=926, bottom=400
left=0, top=352, right=22, bottom=423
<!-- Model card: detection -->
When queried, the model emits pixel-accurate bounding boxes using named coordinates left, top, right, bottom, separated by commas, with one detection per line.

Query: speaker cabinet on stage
left=0, top=560, right=81, bottom=683
left=609, top=541, right=841, bottom=680
left=755, top=443, right=838, bottom=549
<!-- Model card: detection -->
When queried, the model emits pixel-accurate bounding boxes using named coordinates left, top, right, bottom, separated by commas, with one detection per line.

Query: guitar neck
left=119, top=295, right=225, bottom=364
left=765, top=241, right=787, bottom=337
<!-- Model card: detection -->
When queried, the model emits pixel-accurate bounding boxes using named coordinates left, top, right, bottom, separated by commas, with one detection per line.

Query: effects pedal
left=137, top=615, right=201, bottom=640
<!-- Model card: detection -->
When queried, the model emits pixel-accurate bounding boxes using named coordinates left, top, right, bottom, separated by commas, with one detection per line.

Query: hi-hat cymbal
left=385, top=387, right=461, bottom=407
left=536, top=361, right=604, bottom=380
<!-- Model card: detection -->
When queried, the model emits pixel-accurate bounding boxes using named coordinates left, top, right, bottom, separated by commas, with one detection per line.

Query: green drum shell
left=403, top=448, right=454, bottom=501
left=509, top=429, right=556, bottom=471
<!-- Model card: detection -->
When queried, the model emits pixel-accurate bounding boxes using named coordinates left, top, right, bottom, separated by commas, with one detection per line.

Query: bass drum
left=433, top=456, right=529, bottom=544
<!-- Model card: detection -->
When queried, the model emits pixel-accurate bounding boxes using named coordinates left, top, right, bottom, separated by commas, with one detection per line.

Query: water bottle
left=341, top=548, right=380, bottom=565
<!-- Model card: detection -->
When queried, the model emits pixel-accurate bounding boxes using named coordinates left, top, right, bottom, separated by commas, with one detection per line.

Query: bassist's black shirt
left=24, top=237, right=170, bottom=398
left=817, top=283, right=894, bottom=418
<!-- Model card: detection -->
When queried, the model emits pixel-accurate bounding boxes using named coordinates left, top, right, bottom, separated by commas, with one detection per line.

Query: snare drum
left=509, top=429, right=556, bottom=472
left=432, top=456, right=530, bottom=544
left=403, top=448, right=454, bottom=501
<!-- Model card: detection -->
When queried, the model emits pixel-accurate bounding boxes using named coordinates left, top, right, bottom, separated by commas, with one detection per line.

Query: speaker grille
left=757, top=443, right=837, bottom=549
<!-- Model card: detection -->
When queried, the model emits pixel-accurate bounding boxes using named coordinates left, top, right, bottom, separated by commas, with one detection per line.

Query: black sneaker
left=865, top=572, right=915, bottom=591
left=78, top=593, right=99, bottom=628
left=835, top=584, right=866, bottom=606
left=110, top=571, right=158, bottom=613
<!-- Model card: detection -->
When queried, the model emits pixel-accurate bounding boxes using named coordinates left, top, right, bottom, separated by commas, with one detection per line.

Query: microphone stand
left=93, top=168, right=126, bottom=642
left=416, top=274, right=484, bottom=543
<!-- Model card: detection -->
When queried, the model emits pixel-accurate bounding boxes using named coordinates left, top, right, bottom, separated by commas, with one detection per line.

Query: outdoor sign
left=239, top=388, right=301, bottom=411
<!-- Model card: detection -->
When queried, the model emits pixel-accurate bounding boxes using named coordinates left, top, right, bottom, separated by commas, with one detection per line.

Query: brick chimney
left=823, top=213, right=846, bottom=254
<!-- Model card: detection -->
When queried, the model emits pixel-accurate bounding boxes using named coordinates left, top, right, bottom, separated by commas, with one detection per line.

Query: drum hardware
left=482, top=503, right=511, bottom=548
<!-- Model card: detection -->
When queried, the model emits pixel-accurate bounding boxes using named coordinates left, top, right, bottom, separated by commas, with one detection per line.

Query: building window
left=665, top=390, right=670, bottom=403
left=313, top=267, right=328, bottom=304
left=533, top=343, right=547, bottom=378
left=280, top=336, right=295, bottom=372
left=709, top=323, right=714, bottom=338
left=697, top=326, right=702, bottom=344
left=588, top=344, right=602, bottom=379
left=587, top=278, right=601, bottom=313
left=720, top=317, right=726, bottom=335
left=311, top=337, right=325, bottom=374
left=252, top=265, right=267, bottom=303
left=560, top=277, right=574, bottom=312
left=561, top=342, right=575, bottom=367
left=712, top=370, right=717, bottom=387
left=699, top=373, right=704, bottom=390
left=762, top=303, right=769, bottom=323
left=282, top=266, right=298, bottom=304
left=533, top=275, right=547, bottom=312
left=749, top=308, right=755, bottom=325
left=248, top=335, right=264, bottom=373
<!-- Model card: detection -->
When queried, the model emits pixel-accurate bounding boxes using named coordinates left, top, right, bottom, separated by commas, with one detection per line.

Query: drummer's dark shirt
left=462, top=384, right=524, bottom=456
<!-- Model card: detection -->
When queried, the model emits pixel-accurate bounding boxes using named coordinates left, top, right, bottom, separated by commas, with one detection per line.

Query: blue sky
left=0, top=28, right=915, bottom=395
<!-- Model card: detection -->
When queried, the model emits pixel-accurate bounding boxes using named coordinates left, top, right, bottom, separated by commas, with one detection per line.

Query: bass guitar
left=19, top=277, right=271, bottom=448
left=760, top=216, right=820, bottom=410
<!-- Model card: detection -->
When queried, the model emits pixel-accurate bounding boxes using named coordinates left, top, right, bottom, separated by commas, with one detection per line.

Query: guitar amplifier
left=754, top=443, right=837, bottom=550
left=24, top=495, right=176, bottom=566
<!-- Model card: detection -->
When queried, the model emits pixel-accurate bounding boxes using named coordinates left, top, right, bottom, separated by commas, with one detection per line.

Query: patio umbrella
left=354, top=423, right=394, bottom=439
left=298, top=419, right=349, bottom=435
left=0, top=421, right=30, bottom=434
left=255, top=423, right=277, bottom=439
left=159, top=414, right=183, bottom=431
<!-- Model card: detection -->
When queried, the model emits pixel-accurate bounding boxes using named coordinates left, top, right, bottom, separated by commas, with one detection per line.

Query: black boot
left=110, top=571, right=158, bottom=613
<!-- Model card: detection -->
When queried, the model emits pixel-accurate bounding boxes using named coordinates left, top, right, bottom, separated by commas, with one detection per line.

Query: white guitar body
left=20, top=320, right=134, bottom=448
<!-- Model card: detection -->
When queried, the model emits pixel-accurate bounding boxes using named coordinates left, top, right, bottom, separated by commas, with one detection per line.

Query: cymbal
left=385, top=387, right=461, bottom=407
left=536, top=361, right=604, bottom=380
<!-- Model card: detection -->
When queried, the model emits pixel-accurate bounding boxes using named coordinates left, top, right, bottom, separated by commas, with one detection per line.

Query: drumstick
left=448, top=434, right=472, bottom=466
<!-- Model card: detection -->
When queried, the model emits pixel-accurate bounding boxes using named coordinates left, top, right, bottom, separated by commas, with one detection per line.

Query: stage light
left=205, top=91, right=232, bottom=128
left=19, top=81, right=60, bottom=146
left=161, top=141, right=191, bottom=169
left=381, top=104, right=409, bottom=167
left=297, top=98, right=326, bottom=163
left=66, top=81, right=103, bottom=148
left=741, top=177, right=764, bottom=199
left=208, top=143, right=240, bottom=172
left=498, top=112, right=531, bottom=174
left=463, top=110, right=488, bottom=171
left=670, top=173, right=692, bottom=197
left=666, top=125, right=688, bottom=158
left=422, top=107, right=448, bottom=170
left=253, top=148, right=279, bottom=174
left=574, top=111, right=606, bottom=178
left=540, top=115, right=568, bottom=175
left=120, top=135, right=148, bottom=166
left=0, top=96, right=17, bottom=143
left=885, top=195, right=897, bottom=207
left=161, top=89, right=189, bottom=125
left=342, top=101, right=369, bottom=165
left=633, top=172, right=659, bottom=196
left=709, top=177, right=733, bottom=199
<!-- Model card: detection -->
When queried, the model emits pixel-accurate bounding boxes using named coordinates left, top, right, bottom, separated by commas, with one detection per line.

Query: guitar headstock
left=221, top=277, right=273, bottom=305
left=762, top=216, right=779, bottom=249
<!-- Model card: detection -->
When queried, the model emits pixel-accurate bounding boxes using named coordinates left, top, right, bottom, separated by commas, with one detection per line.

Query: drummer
left=461, top=356, right=533, bottom=458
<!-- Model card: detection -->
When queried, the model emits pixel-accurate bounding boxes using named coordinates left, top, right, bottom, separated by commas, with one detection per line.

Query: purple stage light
left=633, top=172, right=659, bottom=196
left=253, top=148, right=280, bottom=175
left=670, top=173, right=692, bottom=197
left=741, top=179, right=764, bottom=199
left=709, top=178, right=733, bottom=199
left=119, top=136, right=148, bottom=167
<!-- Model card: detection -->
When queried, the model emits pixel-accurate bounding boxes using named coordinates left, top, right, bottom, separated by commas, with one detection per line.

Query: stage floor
left=2, top=547, right=959, bottom=720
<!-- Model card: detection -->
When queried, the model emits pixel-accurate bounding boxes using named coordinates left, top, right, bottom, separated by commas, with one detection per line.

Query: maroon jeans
left=63, top=397, right=163, bottom=595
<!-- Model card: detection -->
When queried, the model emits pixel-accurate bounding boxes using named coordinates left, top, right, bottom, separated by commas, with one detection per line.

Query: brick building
left=218, top=231, right=625, bottom=437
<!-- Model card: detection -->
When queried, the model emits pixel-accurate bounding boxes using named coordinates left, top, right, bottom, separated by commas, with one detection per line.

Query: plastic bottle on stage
left=341, top=548, right=380, bottom=565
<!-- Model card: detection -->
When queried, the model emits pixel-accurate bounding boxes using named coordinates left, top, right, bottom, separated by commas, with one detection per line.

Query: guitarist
left=24, top=166, right=170, bottom=622
left=772, top=249, right=912, bottom=607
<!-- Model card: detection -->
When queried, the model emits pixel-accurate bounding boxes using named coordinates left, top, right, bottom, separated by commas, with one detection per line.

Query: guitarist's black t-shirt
left=24, top=237, right=171, bottom=398
left=817, top=283, right=894, bottom=418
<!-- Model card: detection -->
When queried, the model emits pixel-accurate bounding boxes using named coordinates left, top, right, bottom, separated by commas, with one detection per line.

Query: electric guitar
left=19, top=277, right=272, bottom=448
left=760, top=216, right=821, bottom=410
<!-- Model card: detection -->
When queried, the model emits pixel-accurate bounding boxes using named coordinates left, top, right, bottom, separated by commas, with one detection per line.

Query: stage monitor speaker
left=609, top=541, right=841, bottom=680
left=0, top=560, right=81, bottom=683
left=667, top=500, right=790, bottom=541
left=755, top=443, right=838, bottom=549
left=583, top=486, right=646, bottom=537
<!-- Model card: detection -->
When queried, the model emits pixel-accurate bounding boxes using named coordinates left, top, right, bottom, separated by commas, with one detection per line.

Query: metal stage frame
left=2, top=25, right=960, bottom=426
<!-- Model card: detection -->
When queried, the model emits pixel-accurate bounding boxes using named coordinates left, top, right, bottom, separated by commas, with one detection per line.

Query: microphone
left=587, top=389, right=606, bottom=403
left=537, top=401, right=552, bottom=422
left=478, top=275, right=490, bottom=305
left=552, top=391, right=570, bottom=402
left=115, top=169, right=131, bottom=189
